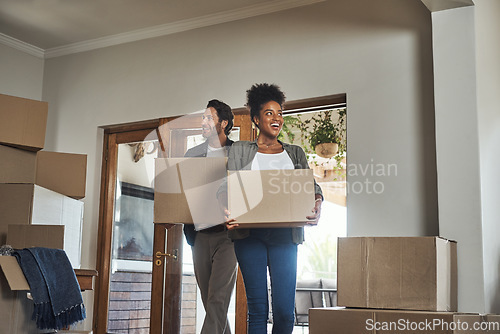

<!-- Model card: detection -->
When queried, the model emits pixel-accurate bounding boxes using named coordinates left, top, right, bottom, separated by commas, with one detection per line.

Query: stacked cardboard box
left=0, top=93, right=48, bottom=151
left=309, top=237, right=499, bottom=334
left=337, top=237, right=457, bottom=312
left=0, top=93, right=87, bottom=267
left=0, top=93, right=88, bottom=333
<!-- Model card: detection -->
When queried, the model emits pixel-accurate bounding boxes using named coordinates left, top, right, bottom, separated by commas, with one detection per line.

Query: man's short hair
left=207, top=99, right=234, bottom=136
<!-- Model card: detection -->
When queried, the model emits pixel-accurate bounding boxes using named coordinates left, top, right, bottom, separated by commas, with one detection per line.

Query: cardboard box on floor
left=227, top=169, right=315, bottom=228
left=309, top=307, right=500, bottom=334
left=0, top=256, right=95, bottom=334
left=0, top=93, right=48, bottom=151
left=0, top=184, right=84, bottom=268
left=154, top=157, right=227, bottom=229
left=0, top=144, right=87, bottom=199
left=337, top=237, right=457, bottom=312
left=0, top=255, right=44, bottom=334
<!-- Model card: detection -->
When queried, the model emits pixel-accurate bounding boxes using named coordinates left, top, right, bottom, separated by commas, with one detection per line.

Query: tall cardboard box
left=1, top=256, right=96, bottom=334
left=0, top=184, right=84, bottom=268
left=337, top=237, right=457, bottom=311
left=0, top=93, right=48, bottom=151
left=227, top=169, right=315, bottom=227
left=154, top=157, right=227, bottom=230
left=309, top=307, right=498, bottom=334
left=0, top=145, right=87, bottom=199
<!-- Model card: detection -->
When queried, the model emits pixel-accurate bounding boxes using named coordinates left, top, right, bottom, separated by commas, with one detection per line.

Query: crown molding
left=0, top=33, right=45, bottom=58
left=44, top=0, right=325, bottom=58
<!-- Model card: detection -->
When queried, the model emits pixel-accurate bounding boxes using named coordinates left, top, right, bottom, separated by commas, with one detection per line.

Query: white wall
left=475, top=0, right=500, bottom=314
left=431, top=6, right=485, bottom=313
left=41, top=0, right=436, bottom=328
left=0, top=43, right=44, bottom=100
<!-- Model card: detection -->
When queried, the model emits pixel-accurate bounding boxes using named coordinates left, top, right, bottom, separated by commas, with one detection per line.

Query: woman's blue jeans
left=234, top=231, right=297, bottom=334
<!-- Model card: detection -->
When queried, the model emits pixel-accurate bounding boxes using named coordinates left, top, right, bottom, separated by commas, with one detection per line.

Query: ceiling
left=0, top=0, right=475, bottom=58
left=0, top=0, right=323, bottom=58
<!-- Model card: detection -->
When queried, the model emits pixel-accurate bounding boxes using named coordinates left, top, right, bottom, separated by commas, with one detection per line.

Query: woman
left=222, top=83, right=323, bottom=333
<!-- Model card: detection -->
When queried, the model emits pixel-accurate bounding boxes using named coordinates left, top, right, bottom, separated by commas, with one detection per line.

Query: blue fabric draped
left=13, top=247, right=86, bottom=330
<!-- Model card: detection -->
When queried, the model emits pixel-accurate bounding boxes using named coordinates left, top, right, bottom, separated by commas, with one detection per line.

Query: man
left=184, top=99, right=237, bottom=334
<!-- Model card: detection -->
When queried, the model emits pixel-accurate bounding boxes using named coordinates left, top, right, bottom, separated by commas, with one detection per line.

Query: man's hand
left=224, top=209, right=239, bottom=230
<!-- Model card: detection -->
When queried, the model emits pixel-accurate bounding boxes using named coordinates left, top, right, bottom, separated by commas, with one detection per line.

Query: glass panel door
left=107, top=140, right=159, bottom=333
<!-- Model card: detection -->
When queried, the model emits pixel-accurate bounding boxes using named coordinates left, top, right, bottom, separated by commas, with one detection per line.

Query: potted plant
left=278, top=109, right=347, bottom=179
left=307, top=109, right=346, bottom=159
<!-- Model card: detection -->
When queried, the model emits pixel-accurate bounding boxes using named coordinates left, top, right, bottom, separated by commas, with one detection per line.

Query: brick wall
left=107, top=271, right=197, bottom=334
left=181, top=274, right=197, bottom=333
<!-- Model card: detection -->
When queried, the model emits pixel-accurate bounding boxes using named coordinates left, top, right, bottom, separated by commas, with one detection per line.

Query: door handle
left=155, top=249, right=178, bottom=266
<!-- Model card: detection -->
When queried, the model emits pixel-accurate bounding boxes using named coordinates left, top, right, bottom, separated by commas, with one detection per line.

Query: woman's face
left=254, top=100, right=283, bottom=138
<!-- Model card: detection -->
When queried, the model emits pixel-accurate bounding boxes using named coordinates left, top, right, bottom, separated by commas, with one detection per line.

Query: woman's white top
left=251, top=150, right=294, bottom=170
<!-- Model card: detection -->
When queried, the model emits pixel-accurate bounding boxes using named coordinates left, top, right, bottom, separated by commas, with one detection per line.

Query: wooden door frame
left=94, top=119, right=161, bottom=334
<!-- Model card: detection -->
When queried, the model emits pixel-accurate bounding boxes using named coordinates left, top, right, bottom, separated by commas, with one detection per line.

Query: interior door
left=94, top=123, right=161, bottom=334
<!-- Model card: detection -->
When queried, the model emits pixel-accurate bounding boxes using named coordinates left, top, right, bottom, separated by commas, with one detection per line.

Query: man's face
left=201, top=107, right=223, bottom=139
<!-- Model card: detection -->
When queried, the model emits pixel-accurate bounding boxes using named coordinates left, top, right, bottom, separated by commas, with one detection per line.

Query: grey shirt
left=220, top=139, right=323, bottom=244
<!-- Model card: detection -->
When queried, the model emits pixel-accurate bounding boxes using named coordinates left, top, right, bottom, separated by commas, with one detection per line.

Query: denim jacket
left=221, top=140, right=323, bottom=244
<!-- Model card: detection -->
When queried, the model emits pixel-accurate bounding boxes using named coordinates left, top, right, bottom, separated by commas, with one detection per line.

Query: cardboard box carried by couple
left=153, top=157, right=315, bottom=229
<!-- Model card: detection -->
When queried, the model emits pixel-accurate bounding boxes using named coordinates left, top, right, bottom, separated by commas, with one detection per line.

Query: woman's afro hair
left=246, top=83, right=286, bottom=126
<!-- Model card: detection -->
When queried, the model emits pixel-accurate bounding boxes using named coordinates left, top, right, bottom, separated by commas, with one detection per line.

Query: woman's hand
left=218, top=193, right=239, bottom=230
left=306, top=198, right=322, bottom=226
left=224, top=208, right=239, bottom=230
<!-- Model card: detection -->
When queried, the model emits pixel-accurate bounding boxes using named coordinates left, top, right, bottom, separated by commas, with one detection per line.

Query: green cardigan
left=220, top=140, right=323, bottom=244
